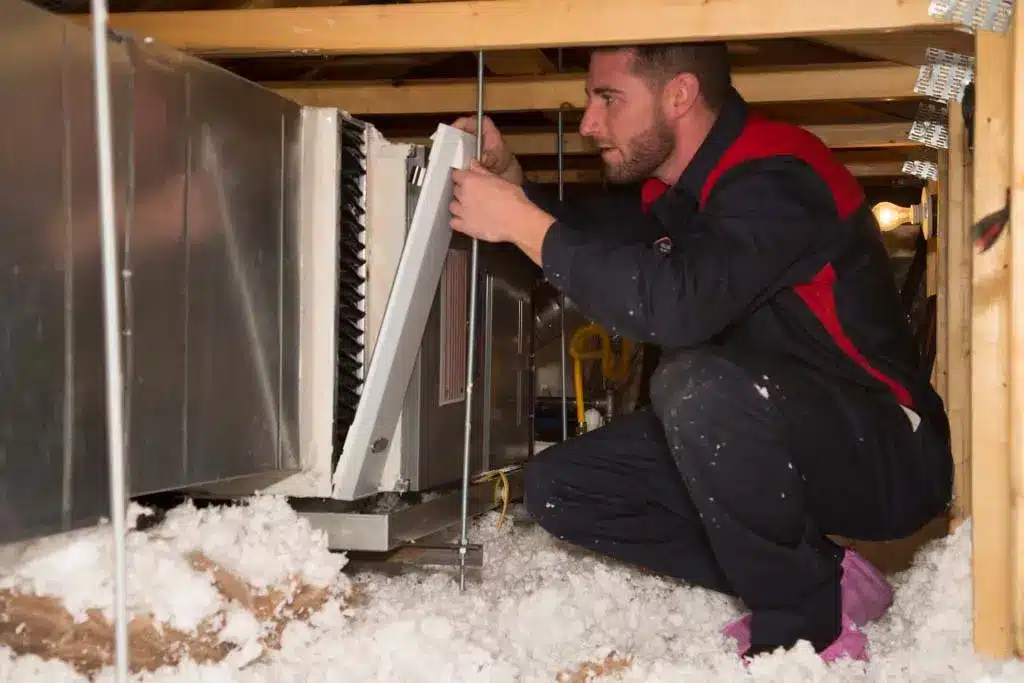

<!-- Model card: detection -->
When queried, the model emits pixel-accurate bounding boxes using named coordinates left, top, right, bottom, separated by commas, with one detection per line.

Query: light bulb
left=872, top=201, right=916, bottom=231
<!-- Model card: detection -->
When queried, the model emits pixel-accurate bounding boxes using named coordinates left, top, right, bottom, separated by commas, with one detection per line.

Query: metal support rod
left=557, top=129, right=568, bottom=440
left=557, top=48, right=569, bottom=442
left=88, top=3, right=129, bottom=681
left=459, top=50, right=486, bottom=591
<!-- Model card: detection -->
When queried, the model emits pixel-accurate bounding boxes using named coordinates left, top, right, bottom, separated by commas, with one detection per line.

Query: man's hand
left=450, top=160, right=557, bottom=265
left=450, top=115, right=524, bottom=185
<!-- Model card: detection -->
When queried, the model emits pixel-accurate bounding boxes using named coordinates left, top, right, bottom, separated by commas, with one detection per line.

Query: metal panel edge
left=362, top=128, right=419, bottom=492
left=261, top=106, right=340, bottom=498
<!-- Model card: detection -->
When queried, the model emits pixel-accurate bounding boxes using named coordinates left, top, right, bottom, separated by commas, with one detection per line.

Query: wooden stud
left=92, top=0, right=956, bottom=56
left=1010, top=5, right=1024, bottom=660
left=945, top=101, right=972, bottom=530
left=272, top=63, right=921, bottom=115
left=971, top=24, right=1015, bottom=659
left=932, top=174, right=944, bottom=395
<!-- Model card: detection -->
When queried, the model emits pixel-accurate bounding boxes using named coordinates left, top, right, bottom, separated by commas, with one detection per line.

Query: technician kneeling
left=447, top=41, right=953, bottom=663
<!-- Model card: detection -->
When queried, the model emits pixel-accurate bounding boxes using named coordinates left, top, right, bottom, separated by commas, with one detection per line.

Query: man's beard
left=601, top=116, right=674, bottom=184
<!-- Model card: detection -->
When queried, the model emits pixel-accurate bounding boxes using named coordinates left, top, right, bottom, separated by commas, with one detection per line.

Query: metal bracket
left=929, top=0, right=1016, bottom=33
left=343, top=543, right=485, bottom=573
left=909, top=101, right=951, bottom=150
left=902, top=160, right=940, bottom=181
left=915, top=48, right=975, bottom=103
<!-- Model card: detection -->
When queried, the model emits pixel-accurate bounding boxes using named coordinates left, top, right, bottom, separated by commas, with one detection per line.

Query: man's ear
left=663, top=72, right=701, bottom=121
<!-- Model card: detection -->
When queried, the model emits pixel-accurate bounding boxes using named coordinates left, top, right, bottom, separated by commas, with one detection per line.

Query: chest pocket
left=647, top=188, right=708, bottom=256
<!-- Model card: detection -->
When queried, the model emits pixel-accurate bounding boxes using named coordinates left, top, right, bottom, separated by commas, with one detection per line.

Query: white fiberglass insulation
left=0, top=494, right=1022, bottom=683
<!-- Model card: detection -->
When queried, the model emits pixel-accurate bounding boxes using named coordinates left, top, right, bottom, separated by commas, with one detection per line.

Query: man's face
left=579, top=50, right=675, bottom=184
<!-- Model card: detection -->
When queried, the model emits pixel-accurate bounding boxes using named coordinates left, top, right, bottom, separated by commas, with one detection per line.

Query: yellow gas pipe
left=470, top=325, right=632, bottom=531
left=568, top=324, right=633, bottom=433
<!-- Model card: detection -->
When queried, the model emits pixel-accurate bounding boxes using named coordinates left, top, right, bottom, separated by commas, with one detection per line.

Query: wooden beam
left=486, top=50, right=557, bottom=75
left=944, top=101, right=971, bottom=530
left=524, top=160, right=907, bottom=183
left=272, top=63, right=921, bottom=115
left=815, top=28, right=975, bottom=66
left=802, top=122, right=917, bottom=149
left=971, top=25, right=1014, bottom=659
left=525, top=169, right=601, bottom=184
left=843, top=161, right=910, bottom=177
left=397, top=123, right=917, bottom=155
left=93, top=0, right=955, bottom=56
left=1010, top=8, right=1024, bottom=660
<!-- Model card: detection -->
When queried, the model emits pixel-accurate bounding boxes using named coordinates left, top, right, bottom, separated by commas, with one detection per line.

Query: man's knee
left=649, top=348, right=777, bottom=468
left=650, top=348, right=755, bottom=420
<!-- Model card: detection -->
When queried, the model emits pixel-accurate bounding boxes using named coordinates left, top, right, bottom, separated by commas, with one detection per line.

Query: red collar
left=640, top=177, right=669, bottom=213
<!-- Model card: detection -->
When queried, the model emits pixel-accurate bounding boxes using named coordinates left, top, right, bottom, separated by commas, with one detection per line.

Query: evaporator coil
left=333, top=118, right=369, bottom=474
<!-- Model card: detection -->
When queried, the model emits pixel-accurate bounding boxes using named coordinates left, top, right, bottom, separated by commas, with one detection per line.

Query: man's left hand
left=450, top=160, right=556, bottom=262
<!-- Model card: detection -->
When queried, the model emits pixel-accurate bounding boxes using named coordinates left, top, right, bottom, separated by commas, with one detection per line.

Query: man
left=448, top=42, right=953, bottom=663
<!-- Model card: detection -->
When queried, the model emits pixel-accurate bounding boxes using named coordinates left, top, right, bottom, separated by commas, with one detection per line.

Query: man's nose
left=578, top=104, right=601, bottom=138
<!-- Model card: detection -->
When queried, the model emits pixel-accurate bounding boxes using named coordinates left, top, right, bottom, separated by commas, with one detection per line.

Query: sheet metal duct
left=0, top=0, right=302, bottom=544
left=1, top=0, right=538, bottom=552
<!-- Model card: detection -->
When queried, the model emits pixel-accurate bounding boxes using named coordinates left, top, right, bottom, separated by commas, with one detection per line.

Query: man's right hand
left=450, top=115, right=524, bottom=186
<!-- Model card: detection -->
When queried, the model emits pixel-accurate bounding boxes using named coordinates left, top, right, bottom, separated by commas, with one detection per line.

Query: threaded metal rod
left=556, top=48, right=569, bottom=443
left=88, top=3, right=129, bottom=681
left=458, top=50, right=486, bottom=591
left=557, top=110, right=568, bottom=442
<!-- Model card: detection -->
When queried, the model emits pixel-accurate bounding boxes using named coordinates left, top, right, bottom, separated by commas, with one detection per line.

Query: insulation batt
left=0, top=495, right=1022, bottom=682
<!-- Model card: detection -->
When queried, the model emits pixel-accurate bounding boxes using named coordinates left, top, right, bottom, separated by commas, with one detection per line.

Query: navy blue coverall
left=521, top=87, right=954, bottom=655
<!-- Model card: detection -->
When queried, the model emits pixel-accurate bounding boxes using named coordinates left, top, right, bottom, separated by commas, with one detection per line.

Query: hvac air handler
left=447, top=42, right=953, bottom=663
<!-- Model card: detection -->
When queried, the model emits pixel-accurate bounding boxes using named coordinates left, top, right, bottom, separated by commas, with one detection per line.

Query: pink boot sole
left=736, top=616, right=869, bottom=666
left=722, top=548, right=892, bottom=660
left=819, top=616, right=869, bottom=663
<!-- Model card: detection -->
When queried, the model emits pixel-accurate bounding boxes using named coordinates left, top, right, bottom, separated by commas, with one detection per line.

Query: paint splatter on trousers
left=524, top=345, right=952, bottom=654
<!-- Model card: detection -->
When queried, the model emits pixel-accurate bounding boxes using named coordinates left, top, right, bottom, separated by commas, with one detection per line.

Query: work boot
left=722, top=548, right=892, bottom=659
left=735, top=615, right=870, bottom=667
left=817, top=616, right=869, bottom=663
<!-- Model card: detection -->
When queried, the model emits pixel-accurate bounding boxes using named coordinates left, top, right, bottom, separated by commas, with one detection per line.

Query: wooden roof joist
left=272, top=63, right=921, bottom=116
left=399, top=123, right=918, bottom=155
left=525, top=161, right=909, bottom=184
left=94, top=0, right=955, bottom=56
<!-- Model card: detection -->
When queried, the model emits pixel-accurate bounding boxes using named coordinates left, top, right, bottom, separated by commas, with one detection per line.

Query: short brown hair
left=594, top=42, right=732, bottom=112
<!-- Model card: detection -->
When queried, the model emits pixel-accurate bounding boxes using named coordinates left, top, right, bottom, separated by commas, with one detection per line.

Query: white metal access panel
left=331, top=123, right=476, bottom=500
